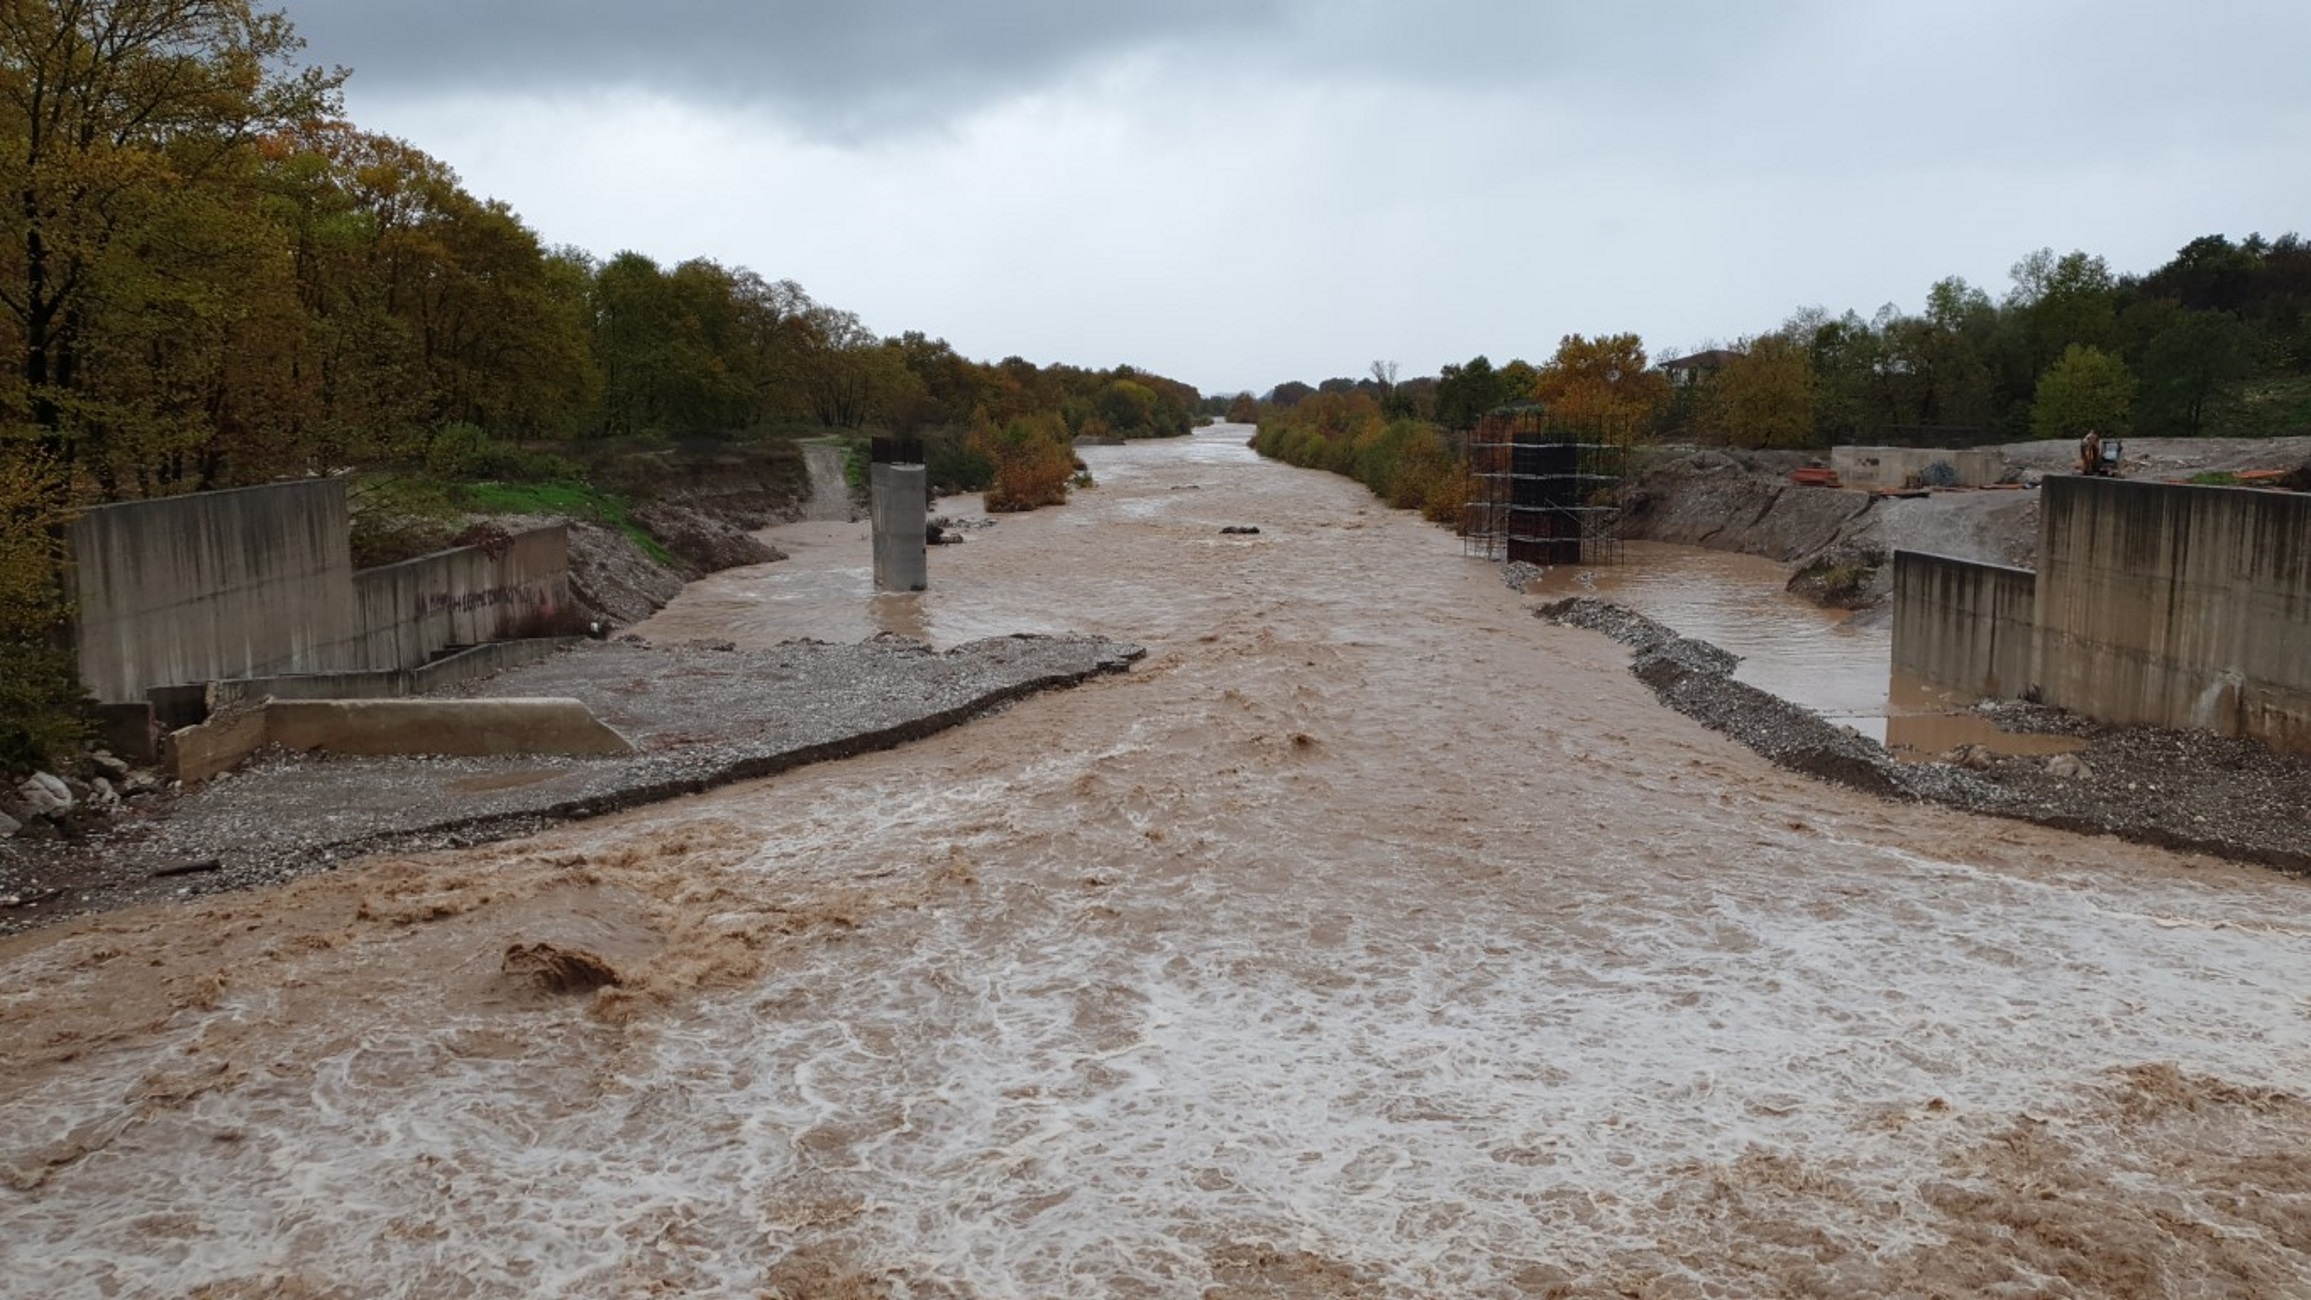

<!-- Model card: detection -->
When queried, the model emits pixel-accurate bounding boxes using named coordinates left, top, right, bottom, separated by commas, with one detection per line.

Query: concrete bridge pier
left=870, top=437, right=928, bottom=593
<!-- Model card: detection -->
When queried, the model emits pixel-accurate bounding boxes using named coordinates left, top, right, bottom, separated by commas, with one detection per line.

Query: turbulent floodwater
left=6, top=425, right=2311, bottom=1298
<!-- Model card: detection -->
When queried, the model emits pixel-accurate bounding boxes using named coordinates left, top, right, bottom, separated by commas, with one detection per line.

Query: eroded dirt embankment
left=1621, top=449, right=1869, bottom=563
left=1623, top=437, right=2311, bottom=613
left=1619, top=449, right=2035, bottom=616
left=544, top=439, right=842, bottom=626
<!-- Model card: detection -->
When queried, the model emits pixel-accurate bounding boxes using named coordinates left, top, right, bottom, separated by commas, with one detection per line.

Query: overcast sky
left=286, top=1, right=2311, bottom=395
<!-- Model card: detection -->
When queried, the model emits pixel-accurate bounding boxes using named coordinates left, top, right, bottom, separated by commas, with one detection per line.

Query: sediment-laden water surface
left=5, top=425, right=2309, bottom=1297
left=1528, top=542, right=1891, bottom=733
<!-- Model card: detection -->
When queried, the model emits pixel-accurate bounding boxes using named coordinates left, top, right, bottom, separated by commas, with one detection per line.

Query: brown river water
left=4, top=425, right=2309, bottom=1297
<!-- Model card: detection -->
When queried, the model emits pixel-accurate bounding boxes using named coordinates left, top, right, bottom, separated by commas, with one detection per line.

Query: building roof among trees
left=1660, top=349, right=1745, bottom=372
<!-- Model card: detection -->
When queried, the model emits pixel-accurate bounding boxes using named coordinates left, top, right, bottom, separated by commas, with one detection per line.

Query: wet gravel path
left=0, top=635, right=1141, bottom=934
left=1544, top=597, right=2311, bottom=875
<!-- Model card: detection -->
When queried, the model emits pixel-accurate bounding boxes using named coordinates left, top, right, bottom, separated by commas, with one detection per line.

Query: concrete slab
left=168, top=695, right=633, bottom=781
left=265, top=699, right=634, bottom=759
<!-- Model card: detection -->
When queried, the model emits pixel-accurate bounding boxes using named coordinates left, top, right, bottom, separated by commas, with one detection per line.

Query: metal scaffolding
left=1461, top=406, right=1629, bottom=566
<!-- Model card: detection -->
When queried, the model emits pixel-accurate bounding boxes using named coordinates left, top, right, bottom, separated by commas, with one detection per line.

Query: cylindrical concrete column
left=870, top=461, right=928, bottom=592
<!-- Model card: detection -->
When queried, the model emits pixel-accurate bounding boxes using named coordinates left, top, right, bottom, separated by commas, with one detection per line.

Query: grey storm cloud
left=270, top=0, right=2311, bottom=390
left=285, top=0, right=1811, bottom=136
left=288, top=0, right=1284, bottom=133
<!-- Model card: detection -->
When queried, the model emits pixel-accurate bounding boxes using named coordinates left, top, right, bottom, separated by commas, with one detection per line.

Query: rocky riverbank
left=566, top=439, right=842, bottom=626
left=1543, top=597, right=2311, bottom=875
left=0, top=634, right=1141, bottom=935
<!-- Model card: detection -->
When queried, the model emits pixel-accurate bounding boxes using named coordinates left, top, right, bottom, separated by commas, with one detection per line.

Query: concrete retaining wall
left=1831, top=446, right=2005, bottom=490
left=168, top=694, right=632, bottom=781
left=70, top=480, right=359, bottom=703
left=69, top=483, right=579, bottom=711
left=1891, top=551, right=2039, bottom=701
left=2034, top=477, right=2311, bottom=752
left=351, top=526, right=574, bottom=670
left=206, top=639, right=576, bottom=712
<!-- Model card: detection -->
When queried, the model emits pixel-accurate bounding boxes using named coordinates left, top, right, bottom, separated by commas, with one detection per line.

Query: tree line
left=0, top=5, right=1199, bottom=499
left=1249, top=235, right=2311, bottom=450
left=1245, top=235, right=2311, bottom=524
left=0, top=0, right=1197, bottom=771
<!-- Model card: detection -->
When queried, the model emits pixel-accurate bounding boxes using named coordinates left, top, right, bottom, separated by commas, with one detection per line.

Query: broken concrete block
left=18, top=772, right=72, bottom=814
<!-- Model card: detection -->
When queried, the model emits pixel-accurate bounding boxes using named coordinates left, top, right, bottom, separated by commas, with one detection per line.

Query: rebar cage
left=1461, top=406, right=1630, bottom=567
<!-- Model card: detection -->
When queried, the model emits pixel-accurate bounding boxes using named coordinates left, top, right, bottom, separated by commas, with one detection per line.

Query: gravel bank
left=0, top=634, right=1142, bottom=934
left=1542, top=597, right=2311, bottom=875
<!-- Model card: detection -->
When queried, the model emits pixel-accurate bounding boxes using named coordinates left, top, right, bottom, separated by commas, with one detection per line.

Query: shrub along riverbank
left=1250, top=391, right=1466, bottom=527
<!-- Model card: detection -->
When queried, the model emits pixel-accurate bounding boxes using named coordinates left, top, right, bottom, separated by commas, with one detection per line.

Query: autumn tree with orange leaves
left=1530, top=333, right=1668, bottom=433
left=0, top=0, right=345, bottom=486
left=1704, top=335, right=1816, bottom=448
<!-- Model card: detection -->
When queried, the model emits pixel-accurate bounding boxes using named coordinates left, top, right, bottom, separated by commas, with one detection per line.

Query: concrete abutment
left=1893, top=476, right=2311, bottom=753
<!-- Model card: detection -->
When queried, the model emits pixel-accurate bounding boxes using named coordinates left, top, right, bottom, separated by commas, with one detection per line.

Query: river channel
left=3, top=424, right=2307, bottom=1297
left=652, top=447, right=2055, bottom=761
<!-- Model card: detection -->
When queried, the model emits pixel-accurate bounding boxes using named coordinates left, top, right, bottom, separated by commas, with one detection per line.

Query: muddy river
left=5, top=424, right=2309, bottom=1297
left=1520, top=547, right=2083, bottom=762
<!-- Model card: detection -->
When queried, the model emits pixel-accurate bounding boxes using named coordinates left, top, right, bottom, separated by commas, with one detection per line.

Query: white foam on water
left=13, top=808, right=2306, bottom=1297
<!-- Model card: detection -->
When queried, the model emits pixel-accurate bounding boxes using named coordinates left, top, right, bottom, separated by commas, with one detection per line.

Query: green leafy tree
left=426, top=203, right=597, bottom=439
left=1706, top=335, right=1816, bottom=448
left=592, top=252, right=808, bottom=437
left=327, top=131, right=598, bottom=442
left=67, top=143, right=318, bottom=493
left=1434, top=355, right=1507, bottom=430
left=1089, top=378, right=1161, bottom=437
left=1924, top=275, right=1994, bottom=332
left=0, top=0, right=344, bottom=483
left=1914, top=276, right=1999, bottom=430
left=1998, top=249, right=2119, bottom=420
left=794, top=302, right=909, bottom=429
left=1793, top=308, right=1879, bottom=441
left=589, top=251, right=668, bottom=436
left=260, top=121, right=428, bottom=463
left=2030, top=344, right=2135, bottom=441
left=1496, top=358, right=1541, bottom=403
left=1878, top=314, right=1994, bottom=433
left=1113, top=365, right=1197, bottom=435
left=885, top=331, right=986, bottom=431
left=2136, top=310, right=2255, bottom=436
left=0, top=448, right=85, bottom=772
left=2141, top=235, right=2263, bottom=314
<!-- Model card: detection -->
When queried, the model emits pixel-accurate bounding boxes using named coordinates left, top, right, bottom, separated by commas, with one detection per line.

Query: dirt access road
left=4, top=425, right=2309, bottom=1297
